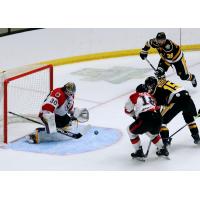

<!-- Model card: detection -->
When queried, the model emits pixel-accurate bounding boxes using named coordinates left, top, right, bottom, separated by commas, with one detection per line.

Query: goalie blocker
left=26, top=82, right=89, bottom=144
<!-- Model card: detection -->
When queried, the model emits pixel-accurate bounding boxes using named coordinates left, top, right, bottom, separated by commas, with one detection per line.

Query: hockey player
left=145, top=76, right=200, bottom=146
left=140, top=32, right=197, bottom=87
left=124, top=84, right=169, bottom=160
left=26, top=82, right=89, bottom=144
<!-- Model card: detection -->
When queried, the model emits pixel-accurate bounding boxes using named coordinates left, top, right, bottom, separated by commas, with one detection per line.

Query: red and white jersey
left=39, top=88, right=74, bottom=116
left=125, top=92, right=158, bottom=118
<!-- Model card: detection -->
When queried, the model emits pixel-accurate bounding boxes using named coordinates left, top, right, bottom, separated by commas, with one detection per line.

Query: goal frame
left=2, top=64, right=53, bottom=143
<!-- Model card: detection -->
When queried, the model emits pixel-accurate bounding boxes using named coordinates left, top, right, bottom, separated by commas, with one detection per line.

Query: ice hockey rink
left=0, top=50, right=200, bottom=170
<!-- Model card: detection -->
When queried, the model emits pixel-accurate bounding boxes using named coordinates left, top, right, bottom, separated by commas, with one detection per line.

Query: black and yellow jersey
left=142, top=39, right=183, bottom=64
left=151, top=79, right=184, bottom=105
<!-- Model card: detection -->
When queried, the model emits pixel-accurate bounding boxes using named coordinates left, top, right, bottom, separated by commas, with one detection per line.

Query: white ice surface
left=0, top=51, right=200, bottom=170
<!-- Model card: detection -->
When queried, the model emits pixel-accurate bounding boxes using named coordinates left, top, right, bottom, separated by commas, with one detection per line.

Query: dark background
left=0, top=28, right=42, bottom=37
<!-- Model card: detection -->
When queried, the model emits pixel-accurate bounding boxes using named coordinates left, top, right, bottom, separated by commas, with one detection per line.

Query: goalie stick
left=57, top=124, right=91, bottom=138
left=8, top=111, right=91, bottom=139
left=9, top=111, right=43, bottom=125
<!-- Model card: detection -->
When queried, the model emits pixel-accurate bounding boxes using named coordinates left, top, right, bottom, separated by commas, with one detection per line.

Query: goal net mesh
left=0, top=64, right=53, bottom=143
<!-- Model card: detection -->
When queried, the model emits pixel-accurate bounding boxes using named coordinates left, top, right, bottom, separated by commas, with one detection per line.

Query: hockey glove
left=154, top=67, right=165, bottom=79
left=140, top=49, right=148, bottom=60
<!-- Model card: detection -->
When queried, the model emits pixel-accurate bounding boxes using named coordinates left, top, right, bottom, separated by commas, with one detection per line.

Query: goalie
left=26, top=82, right=89, bottom=144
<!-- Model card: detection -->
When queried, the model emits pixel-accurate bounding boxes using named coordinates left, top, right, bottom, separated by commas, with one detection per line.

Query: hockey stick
left=145, top=58, right=157, bottom=71
left=144, top=140, right=152, bottom=158
left=8, top=111, right=43, bottom=125
left=8, top=111, right=90, bottom=139
left=133, top=141, right=151, bottom=161
left=169, top=109, right=200, bottom=140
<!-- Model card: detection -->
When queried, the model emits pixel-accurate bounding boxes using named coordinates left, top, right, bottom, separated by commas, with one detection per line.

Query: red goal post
left=0, top=64, right=53, bottom=143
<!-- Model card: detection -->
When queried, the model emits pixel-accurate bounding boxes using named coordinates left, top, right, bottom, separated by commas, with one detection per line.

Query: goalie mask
left=64, top=82, right=76, bottom=96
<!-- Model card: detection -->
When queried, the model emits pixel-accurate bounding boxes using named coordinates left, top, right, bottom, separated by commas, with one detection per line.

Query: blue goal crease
left=6, top=126, right=122, bottom=156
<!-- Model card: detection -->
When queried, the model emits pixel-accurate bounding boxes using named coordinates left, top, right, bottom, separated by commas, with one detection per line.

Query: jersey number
left=50, top=98, right=58, bottom=106
left=163, top=81, right=179, bottom=92
left=167, top=53, right=173, bottom=59
left=141, top=96, right=155, bottom=106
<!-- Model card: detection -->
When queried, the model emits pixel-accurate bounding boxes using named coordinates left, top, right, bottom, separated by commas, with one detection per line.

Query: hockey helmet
left=156, top=32, right=166, bottom=40
left=136, top=84, right=148, bottom=93
left=156, top=32, right=166, bottom=45
left=64, top=82, right=76, bottom=95
left=145, top=76, right=158, bottom=92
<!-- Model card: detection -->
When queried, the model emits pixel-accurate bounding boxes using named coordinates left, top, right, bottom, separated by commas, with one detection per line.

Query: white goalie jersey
left=125, top=91, right=158, bottom=118
left=39, top=87, right=74, bottom=117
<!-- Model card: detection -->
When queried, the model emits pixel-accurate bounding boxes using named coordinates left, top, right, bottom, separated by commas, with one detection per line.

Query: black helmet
left=156, top=32, right=166, bottom=41
left=63, top=82, right=76, bottom=95
left=136, top=84, right=148, bottom=93
left=145, top=76, right=157, bottom=92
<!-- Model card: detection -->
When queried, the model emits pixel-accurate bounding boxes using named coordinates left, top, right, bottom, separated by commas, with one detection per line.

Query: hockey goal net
left=0, top=64, right=53, bottom=143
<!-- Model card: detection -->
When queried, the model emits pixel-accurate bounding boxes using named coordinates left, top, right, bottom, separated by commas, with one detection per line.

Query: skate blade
left=157, top=155, right=170, bottom=160
left=194, top=141, right=200, bottom=145
left=132, top=157, right=146, bottom=162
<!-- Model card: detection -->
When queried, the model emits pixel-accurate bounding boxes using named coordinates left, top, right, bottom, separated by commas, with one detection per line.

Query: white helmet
left=64, top=82, right=76, bottom=96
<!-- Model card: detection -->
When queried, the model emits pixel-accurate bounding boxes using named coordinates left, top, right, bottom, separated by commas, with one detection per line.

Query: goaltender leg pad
left=6, top=125, right=122, bottom=155
left=42, top=112, right=57, bottom=133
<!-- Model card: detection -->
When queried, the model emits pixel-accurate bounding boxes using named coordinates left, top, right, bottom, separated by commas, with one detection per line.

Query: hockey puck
left=94, top=130, right=99, bottom=135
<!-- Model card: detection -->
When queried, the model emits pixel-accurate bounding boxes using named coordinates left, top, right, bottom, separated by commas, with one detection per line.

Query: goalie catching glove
left=72, top=107, right=89, bottom=123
